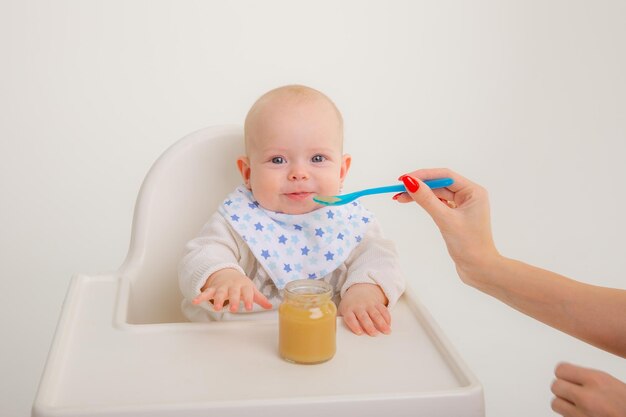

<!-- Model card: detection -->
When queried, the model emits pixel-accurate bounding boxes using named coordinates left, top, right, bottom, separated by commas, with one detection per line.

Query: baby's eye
left=311, top=155, right=326, bottom=163
left=271, top=156, right=286, bottom=164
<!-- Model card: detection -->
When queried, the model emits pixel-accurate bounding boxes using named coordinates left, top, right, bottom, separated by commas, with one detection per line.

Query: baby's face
left=239, top=96, right=350, bottom=215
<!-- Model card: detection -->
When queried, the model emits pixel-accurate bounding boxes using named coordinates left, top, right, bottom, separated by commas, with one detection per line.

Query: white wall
left=1, top=1, right=625, bottom=416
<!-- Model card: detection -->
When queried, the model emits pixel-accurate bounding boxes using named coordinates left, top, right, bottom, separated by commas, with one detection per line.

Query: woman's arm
left=473, top=255, right=626, bottom=358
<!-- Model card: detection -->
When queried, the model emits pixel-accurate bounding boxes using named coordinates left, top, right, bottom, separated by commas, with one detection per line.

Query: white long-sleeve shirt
left=178, top=211, right=405, bottom=321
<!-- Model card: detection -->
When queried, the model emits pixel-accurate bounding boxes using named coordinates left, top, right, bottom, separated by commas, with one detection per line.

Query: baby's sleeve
left=342, top=219, right=406, bottom=308
left=178, top=212, right=245, bottom=301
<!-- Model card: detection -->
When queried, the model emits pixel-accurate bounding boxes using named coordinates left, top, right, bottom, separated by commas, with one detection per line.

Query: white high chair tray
left=33, top=276, right=483, bottom=417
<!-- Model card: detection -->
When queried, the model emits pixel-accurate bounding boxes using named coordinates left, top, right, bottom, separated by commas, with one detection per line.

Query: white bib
left=218, top=186, right=373, bottom=289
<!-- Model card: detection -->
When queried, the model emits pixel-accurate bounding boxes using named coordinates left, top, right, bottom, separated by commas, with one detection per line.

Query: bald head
left=244, top=85, right=343, bottom=152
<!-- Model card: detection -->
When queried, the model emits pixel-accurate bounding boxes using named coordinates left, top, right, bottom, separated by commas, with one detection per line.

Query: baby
left=178, top=85, right=405, bottom=336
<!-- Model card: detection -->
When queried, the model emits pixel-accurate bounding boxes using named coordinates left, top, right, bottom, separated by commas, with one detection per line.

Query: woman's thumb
left=400, top=175, right=448, bottom=220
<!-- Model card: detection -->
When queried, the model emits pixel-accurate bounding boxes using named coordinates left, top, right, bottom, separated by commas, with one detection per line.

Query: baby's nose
left=289, top=164, right=309, bottom=180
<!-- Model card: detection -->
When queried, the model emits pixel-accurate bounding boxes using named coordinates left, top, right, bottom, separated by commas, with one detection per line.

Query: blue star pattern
left=219, top=186, right=374, bottom=289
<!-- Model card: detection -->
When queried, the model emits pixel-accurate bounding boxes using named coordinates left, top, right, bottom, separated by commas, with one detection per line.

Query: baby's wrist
left=348, top=282, right=388, bottom=305
left=201, top=267, right=239, bottom=291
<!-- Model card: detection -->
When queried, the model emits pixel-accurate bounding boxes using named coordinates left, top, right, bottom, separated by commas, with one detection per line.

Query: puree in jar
left=279, top=280, right=337, bottom=364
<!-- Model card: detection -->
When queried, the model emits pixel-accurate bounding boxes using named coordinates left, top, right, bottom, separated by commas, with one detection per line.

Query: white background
left=1, top=1, right=625, bottom=416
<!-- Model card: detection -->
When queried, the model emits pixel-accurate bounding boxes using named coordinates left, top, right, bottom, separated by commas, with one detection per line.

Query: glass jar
left=279, top=279, right=337, bottom=364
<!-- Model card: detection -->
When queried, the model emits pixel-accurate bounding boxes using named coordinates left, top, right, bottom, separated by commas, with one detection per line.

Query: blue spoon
left=313, top=177, right=454, bottom=206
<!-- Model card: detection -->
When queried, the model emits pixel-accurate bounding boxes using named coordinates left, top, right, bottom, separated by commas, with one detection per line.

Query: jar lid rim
left=284, top=279, right=332, bottom=295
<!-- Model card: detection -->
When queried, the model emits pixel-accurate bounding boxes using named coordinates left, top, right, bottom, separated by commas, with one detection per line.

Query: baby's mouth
left=285, top=192, right=314, bottom=201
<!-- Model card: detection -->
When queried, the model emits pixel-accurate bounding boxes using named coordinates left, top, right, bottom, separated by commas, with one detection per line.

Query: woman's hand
left=394, top=168, right=500, bottom=285
left=551, top=362, right=626, bottom=417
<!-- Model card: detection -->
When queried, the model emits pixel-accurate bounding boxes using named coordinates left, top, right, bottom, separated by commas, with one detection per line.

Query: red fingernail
left=398, top=174, right=407, bottom=181
left=392, top=192, right=403, bottom=200
left=401, top=175, right=420, bottom=193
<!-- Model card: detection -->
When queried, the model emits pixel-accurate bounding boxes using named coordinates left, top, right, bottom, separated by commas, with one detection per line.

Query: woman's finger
left=551, top=378, right=583, bottom=407
left=401, top=168, right=470, bottom=193
left=555, top=362, right=593, bottom=385
left=394, top=187, right=456, bottom=204
left=551, top=396, right=586, bottom=417
left=398, top=175, right=451, bottom=220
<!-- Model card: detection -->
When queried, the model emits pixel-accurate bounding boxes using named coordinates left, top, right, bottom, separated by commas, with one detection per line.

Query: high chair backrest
left=122, top=126, right=244, bottom=324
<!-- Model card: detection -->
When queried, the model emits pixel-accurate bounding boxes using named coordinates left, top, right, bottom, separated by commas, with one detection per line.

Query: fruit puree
left=278, top=280, right=336, bottom=364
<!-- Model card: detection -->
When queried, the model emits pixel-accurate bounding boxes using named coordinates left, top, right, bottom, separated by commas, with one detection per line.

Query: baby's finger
left=342, top=311, right=364, bottom=335
left=253, top=289, right=273, bottom=309
left=212, top=287, right=229, bottom=311
left=369, top=306, right=391, bottom=334
left=376, top=304, right=392, bottom=325
left=228, top=287, right=241, bottom=312
left=192, top=287, right=216, bottom=305
left=356, top=309, right=379, bottom=336
left=241, top=286, right=254, bottom=311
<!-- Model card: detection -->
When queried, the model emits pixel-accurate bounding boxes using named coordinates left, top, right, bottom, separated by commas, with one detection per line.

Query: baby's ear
left=340, top=154, right=351, bottom=182
left=236, top=156, right=251, bottom=189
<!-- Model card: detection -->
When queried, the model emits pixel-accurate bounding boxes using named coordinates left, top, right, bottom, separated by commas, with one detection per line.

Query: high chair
left=32, top=126, right=484, bottom=417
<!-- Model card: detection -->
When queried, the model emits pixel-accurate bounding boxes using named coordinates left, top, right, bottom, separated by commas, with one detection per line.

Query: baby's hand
left=338, top=283, right=391, bottom=336
left=192, top=268, right=273, bottom=312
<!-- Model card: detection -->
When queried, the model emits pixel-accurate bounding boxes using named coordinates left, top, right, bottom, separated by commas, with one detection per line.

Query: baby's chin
left=277, top=204, right=320, bottom=215
left=265, top=200, right=321, bottom=215
left=283, top=207, right=319, bottom=215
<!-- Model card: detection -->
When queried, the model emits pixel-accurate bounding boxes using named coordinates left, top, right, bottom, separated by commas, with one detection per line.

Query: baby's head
left=238, top=85, right=351, bottom=215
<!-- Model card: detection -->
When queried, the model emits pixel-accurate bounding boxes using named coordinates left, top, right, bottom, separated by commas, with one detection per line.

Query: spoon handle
left=359, top=178, right=453, bottom=196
